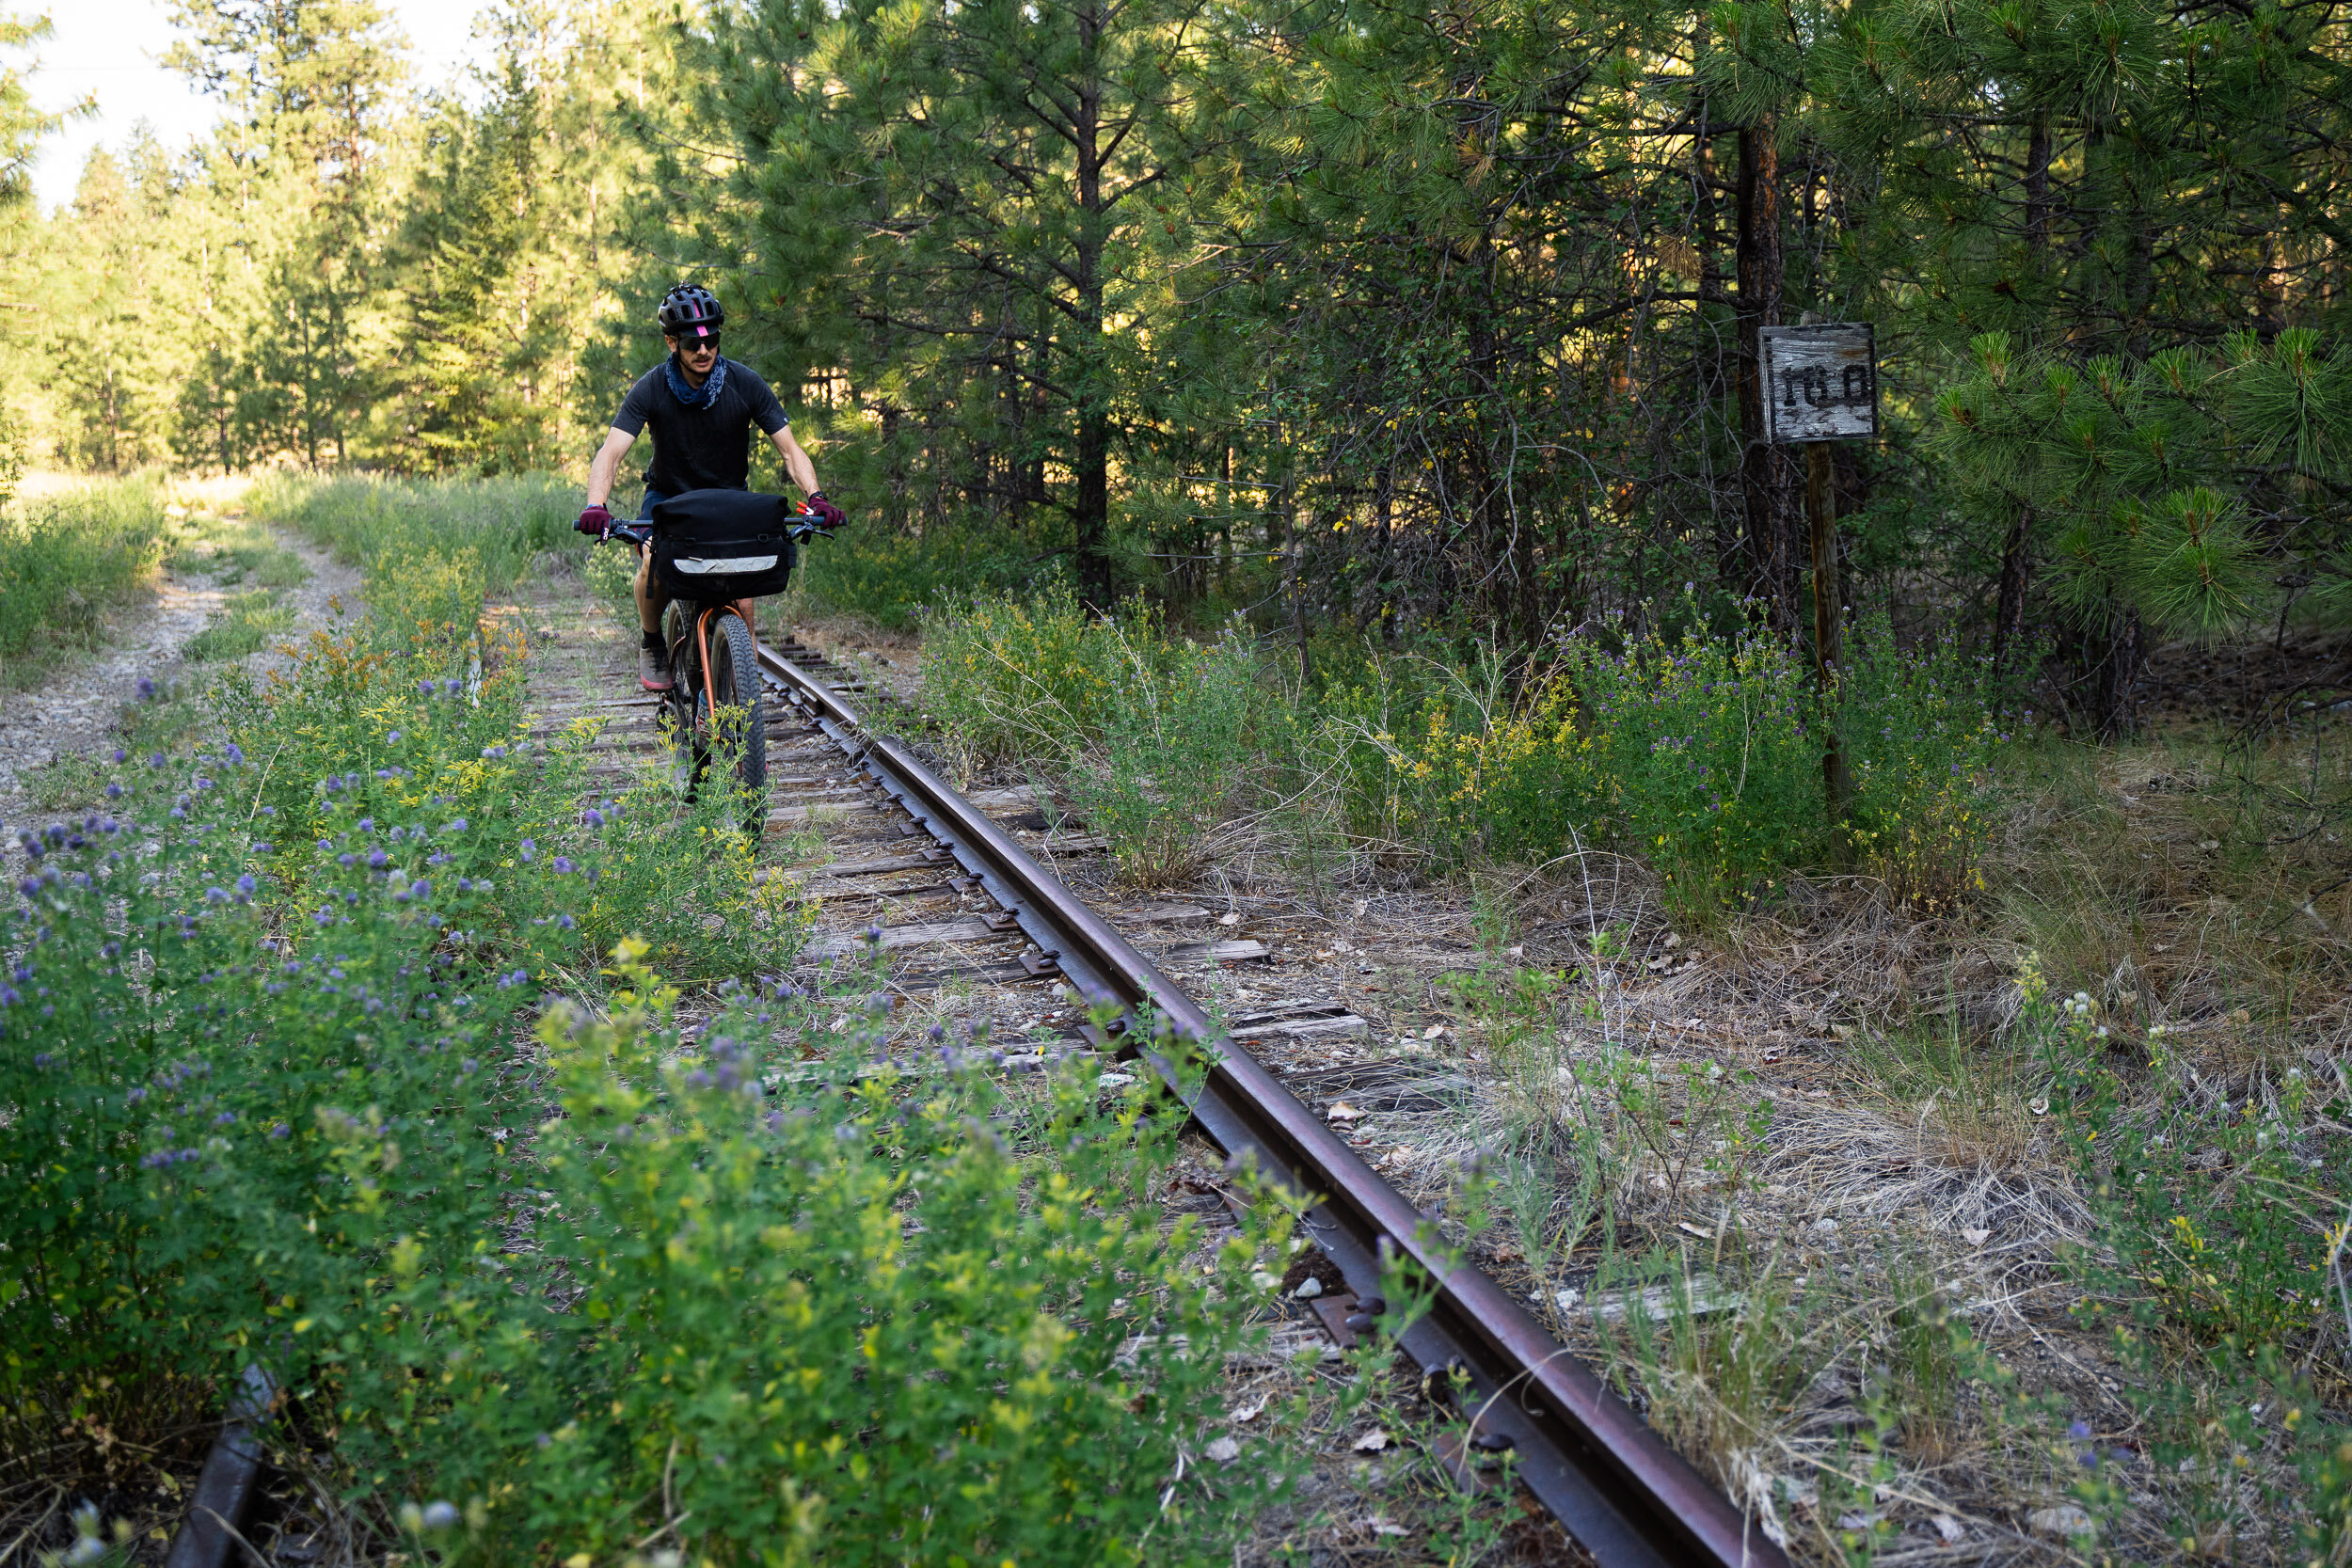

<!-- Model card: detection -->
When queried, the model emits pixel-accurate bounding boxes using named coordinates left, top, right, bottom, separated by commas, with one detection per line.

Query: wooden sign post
left=1760, top=322, right=1877, bottom=819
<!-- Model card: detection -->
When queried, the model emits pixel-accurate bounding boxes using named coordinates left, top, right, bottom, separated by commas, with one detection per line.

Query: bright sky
left=22, top=0, right=501, bottom=209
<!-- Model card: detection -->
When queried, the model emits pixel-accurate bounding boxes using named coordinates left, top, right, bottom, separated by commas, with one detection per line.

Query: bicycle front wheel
left=702, top=610, right=769, bottom=797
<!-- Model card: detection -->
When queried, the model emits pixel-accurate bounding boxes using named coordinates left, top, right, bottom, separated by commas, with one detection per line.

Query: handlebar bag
left=645, top=488, right=798, bottom=600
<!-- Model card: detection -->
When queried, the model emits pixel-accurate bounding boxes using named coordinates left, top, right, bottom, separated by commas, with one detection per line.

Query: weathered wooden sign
left=1760, top=324, right=1877, bottom=443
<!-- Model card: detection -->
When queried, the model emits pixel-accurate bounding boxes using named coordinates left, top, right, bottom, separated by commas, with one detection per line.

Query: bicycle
left=599, top=502, right=834, bottom=800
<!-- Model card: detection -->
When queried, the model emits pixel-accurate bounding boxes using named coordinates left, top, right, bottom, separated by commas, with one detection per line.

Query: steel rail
left=756, top=643, right=1788, bottom=1568
left=163, top=1363, right=277, bottom=1568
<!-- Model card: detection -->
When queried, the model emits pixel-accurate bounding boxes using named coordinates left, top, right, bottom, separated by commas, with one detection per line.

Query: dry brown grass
left=1426, top=721, right=2352, bottom=1564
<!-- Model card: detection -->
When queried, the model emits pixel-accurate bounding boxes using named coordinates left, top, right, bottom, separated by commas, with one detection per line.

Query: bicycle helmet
left=657, top=284, right=725, bottom=341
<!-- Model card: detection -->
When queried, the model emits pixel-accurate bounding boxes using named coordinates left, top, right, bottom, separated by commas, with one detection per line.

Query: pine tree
left=675, top=0, right=1209, bottom=605
left=167, top=0, right=408, bottom=466
left=1808, top=0, right=2352, bottom=727
left=0, top=4, right=67, bottom=497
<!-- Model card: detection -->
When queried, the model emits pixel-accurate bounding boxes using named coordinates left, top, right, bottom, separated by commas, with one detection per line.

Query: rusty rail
left=756, top=642, right=1789, bottom=1568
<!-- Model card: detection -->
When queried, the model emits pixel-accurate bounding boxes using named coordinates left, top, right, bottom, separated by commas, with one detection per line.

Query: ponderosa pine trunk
left=1736, top=116, right=1796, bottom=629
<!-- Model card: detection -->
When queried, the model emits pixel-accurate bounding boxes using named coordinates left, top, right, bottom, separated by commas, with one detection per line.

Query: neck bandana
left=664, top=352, right=729, bottom=409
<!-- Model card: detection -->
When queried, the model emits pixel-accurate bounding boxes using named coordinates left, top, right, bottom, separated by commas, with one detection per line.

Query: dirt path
left=0, top=519, right=362, bottom=829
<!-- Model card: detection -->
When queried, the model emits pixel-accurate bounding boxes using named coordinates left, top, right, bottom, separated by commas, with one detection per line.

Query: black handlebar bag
left=645, top=488, right=798, bottom=600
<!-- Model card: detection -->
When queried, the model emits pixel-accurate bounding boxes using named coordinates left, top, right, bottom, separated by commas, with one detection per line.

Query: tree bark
left=2089, top=610, right=2144, bottom=736
left=1994, top=112, right=2053, bottom=676
left=1993, top=503, right=2032, bottom=676
left=1070, top=0, right=1115, bottom=610
left=1736, top=116, right=1796, bottom=628
left=2024, top=111, right=2052, bottom=253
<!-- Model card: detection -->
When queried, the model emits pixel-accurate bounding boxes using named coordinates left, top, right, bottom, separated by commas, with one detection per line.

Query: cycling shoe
left=639, top=643, right=675, bottom=692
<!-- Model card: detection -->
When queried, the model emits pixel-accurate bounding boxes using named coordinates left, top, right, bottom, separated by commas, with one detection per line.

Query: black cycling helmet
left=657, top=284, right=724, bottom=341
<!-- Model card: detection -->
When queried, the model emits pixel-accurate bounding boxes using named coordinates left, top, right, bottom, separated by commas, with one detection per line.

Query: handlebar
left=595, top=505, right=836, bottom=548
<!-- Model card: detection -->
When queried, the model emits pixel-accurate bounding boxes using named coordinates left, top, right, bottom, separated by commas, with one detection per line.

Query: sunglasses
left=675, top=334, right=721, bottom=354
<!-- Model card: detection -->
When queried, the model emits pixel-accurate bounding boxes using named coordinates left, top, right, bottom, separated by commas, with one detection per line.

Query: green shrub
left=1839, top=617, right=2004, bottom=911
left=1567, top=619, right=1826, bottom=911
left=2028, top=956, right=2352, bottom=1559
left=917, top=587, right=1110, bottom=764
left=340, top=963, right=1289, bottom=1564
left=1, top=516, right=1279, bottom=1562
left=0, top=478, right=171, bottom=671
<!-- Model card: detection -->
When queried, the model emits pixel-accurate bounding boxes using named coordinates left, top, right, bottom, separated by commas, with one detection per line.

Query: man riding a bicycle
left=576, top=284, right=846, bottom=691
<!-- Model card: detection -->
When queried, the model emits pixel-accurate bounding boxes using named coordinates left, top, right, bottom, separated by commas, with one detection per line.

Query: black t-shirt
left=611, top=358, right=792, bottom=495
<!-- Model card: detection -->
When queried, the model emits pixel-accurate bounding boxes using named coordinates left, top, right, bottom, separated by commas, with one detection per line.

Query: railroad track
left=167, top=634, right=1788, bottom=1568
left=749, top=641, right=1785, bottom=1568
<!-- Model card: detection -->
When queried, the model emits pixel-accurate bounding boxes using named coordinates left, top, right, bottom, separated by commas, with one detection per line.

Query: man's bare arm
left=771, top=425, right=819, bottom=497
left=586, top=427, right=637, bottom=509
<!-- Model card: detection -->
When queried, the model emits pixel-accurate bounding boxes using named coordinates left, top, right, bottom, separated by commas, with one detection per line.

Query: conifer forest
left=3, top=0, right=2352, bottom=1561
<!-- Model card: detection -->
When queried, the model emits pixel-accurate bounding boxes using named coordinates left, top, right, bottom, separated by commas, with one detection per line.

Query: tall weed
left=248, top=471, right=576, bottom=591
left=924, top=594, right=2007, bottom=910
left=0, top=478, right=171, bottom=673
left=922, top=593, right=1286, bottom=883
left=918, top=587, right=1108, bottom=765
left=1336, top=618, right=1828, bottom=911
left=1320, top=650, right=1598, bottom=867
left=1061, top=624, right=1265, bottom=884
left=801, top=520, right=1052, bottom=629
